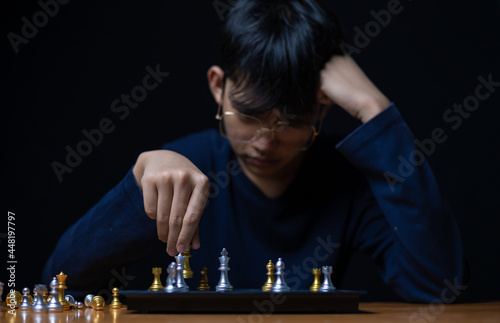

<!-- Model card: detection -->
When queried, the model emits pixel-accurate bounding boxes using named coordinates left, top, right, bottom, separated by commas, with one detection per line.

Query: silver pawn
left=75, top=301, right=84, bottom=309
left=164, top=261, right=177, bottom=293
left=31, top=284, right=49, bottom=313
left=271, top=258, right=290, bottom=292
left=47, top=277, right=63, bottom=312
left=84, top=294, right=94, bottom=307
left=65, top=294, right=76, bottom=308
left=174, top=253, right=189, bottom=292
left=319, top=266, right=336, bottom=292
left=215, top=248, right=233, bottom=292
left=19, top=287, right=32, bottom=309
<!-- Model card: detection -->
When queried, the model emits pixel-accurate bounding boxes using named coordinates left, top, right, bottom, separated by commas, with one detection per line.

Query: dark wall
left=2, top=0, right=499, bottom=302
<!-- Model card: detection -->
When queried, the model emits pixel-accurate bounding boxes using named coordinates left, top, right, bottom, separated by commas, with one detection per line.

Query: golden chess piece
left=310, top=268, right=322, bottom=292
left=261, top=260, right=275, bottom=292
left=196, top=265, right=211, bottom=291
left=149, top=267, right=164, bottom=291
left=90, top=295, right=105, bottom=310
left=6, top=290, right=22, bottom=308
left=56, top=271, right=70, bottom=310
left=182, top=245, right=194, bottom=278
left=43, top=290, right=49, bottom=304
left=109, top=287, right=124, bottom=309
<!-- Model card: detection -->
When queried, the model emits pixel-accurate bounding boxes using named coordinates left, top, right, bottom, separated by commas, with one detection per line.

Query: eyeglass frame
left=215, top=102, right=323, bottom=151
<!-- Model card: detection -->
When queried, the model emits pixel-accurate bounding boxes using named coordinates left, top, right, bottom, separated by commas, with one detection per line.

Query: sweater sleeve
left=336, top=103, right=466, bottom=302
left=42, top=168, right=156, bottom=294
left=42, top=130, right=221, bottom=296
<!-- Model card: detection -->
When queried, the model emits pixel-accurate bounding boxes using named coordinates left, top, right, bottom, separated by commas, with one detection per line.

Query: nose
left=251, top=129, right=276, bottom=151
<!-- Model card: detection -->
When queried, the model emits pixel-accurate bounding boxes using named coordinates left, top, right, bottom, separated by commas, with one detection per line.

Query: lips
left=246, top=156, right=279, bottom=168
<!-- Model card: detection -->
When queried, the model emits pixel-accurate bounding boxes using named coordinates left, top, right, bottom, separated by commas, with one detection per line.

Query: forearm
left=42, top=168, right=156, bottom=295
left=337, top=104, right=465, bottom=302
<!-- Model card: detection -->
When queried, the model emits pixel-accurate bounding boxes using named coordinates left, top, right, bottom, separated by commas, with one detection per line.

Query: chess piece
left=319, top=266, right=336, bottom=292
left=271, top=258, right=290, bottom=292
left=110, top=287, right=124, bottom=309
left=91, top=295, right=105, bottom=310
left=164, top=262, right=177, bottom=293
left=75, top=301, right=84, bottom=309
left=31, top=284, right=49, bottom=313
left=65, top=294, right=76, bottom=308
left=182, top=245, right=194, bottom=278
left=84, top=294, right=95, bottom=307
left=174, top=253, right=189, bottom=292
left=32, top=289, right=38, bottom=306
left=309, top=268, right=321, bottom=292
left=19, top=287, right=32, bottom=309
left=6, top=290, right=22, bottom=308
left=47, top=277, right=64, bottom=312
left=197, top=265, right=210, bottom=291
left=215, top=248, right=233, bottom=292
left=56, top=271, right=70, bottom=310
left=149, top=267, right=164, bottom=291
left=262, top=260, right=275, bottom=292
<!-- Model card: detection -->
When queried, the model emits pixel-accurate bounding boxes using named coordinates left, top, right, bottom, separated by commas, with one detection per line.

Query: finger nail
left=167, top=248, right=177, bottom=256
left=177, top=244, right=186, bottom=253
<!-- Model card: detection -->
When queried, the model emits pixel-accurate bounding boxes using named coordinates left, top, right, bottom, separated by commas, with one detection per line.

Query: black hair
left=219, top=0, right=345, bottom=119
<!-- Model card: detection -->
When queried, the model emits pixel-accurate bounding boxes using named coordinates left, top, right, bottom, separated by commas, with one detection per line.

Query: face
left=220, top=79, right=322, bottom=179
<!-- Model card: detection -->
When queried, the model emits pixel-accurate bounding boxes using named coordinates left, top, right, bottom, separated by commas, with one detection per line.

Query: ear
left=207, top=65, right=225, bottom=105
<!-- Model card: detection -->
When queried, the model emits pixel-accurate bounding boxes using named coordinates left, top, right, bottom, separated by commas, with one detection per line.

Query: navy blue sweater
left=43, top=104, right=465, bottom=302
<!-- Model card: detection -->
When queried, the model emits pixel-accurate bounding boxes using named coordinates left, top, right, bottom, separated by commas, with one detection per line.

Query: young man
left=43, top=0, right=466, bottom=302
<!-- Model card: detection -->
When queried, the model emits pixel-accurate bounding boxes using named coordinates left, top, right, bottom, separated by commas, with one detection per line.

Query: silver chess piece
left=215, top=248, right=233, bottom=292
left=65, top=294, right=76, bottom=308
left=75, top=301, right=84, bottom=309
left=174, top=253, right=189, bottom=292
left=19, top=287, right=32, bottom=309
left=31, top=284, right=49, bottom=313
left=319, top=266, right=336, bottom=292
left=164, top=261, right=178, bottom=293
left=84, top=294, right=94, bottom=307
left=271, top=258, right=290, bottom=292
left=47, top=277, right=63, bottom=312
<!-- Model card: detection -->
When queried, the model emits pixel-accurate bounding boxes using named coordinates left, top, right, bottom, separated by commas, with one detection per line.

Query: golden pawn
left=90, top=295, right=105, bottom=310
left=149, top=267, right=164, bottom=291
left=261, top=260, right=275, bottom=292
left=6, top=290, right=22, bottom=308
left=109, top=287, right=124, bottom=309
left=182, top=245, right=194, bottom=279
left=56, top=271, right=70, bottom=310
left=196, top=265, right=210, bottom=291
left=310, top=268, right=321, bottom=292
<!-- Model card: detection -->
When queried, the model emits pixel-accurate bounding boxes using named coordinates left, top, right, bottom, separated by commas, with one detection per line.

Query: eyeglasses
left=215, top=104, right=321, bottom=151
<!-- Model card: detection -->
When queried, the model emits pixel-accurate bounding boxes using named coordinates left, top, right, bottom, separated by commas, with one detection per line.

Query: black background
left=2, top=0, right=499, bottom=302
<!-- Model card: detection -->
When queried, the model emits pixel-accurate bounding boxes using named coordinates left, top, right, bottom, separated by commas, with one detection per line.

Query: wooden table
left=1, top=302, right=499, bottom=322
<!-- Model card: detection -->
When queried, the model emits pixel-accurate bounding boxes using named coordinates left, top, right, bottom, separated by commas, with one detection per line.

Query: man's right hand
left=133, top=150, right=210, bottom=256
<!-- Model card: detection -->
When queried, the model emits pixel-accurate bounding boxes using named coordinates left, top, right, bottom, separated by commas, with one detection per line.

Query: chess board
left=121, top=289, right=366, bottom=313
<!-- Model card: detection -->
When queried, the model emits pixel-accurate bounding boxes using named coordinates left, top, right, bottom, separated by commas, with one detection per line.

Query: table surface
left=1, top=301, right=499, bottom=322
